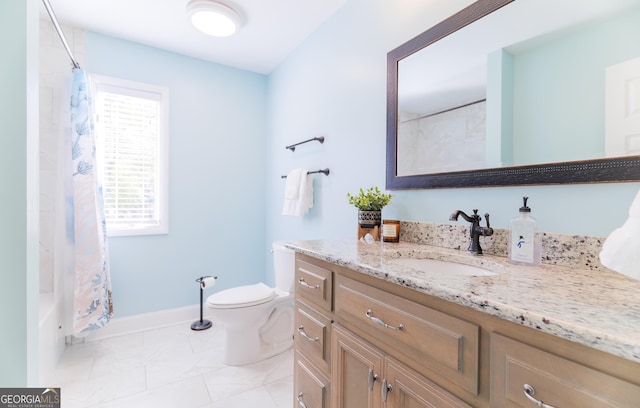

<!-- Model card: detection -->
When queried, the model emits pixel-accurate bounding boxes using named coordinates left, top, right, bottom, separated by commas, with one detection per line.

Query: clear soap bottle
left=508, top=197, right=541, bottom=266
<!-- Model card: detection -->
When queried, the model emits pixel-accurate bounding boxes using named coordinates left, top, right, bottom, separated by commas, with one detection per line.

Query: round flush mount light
left=186, top=0, right=243, bottom=37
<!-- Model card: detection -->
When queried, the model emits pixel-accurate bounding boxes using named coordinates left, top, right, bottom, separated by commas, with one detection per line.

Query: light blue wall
left=486, top=49, right=514, bottom=167
left=264, top=0, right=640, bottom=282
left=86, top=33, right=268, bottom=317
left=512, top=8, right=640, bottom=164
left=0, top=0, right=39, bottom=386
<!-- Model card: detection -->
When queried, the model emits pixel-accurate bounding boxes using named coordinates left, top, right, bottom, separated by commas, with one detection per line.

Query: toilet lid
left=206, top=282, right=276, bottom=309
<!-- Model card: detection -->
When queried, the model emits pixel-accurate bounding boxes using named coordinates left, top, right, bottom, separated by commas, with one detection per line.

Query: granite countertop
left=285, top=239, right=640, bottom=364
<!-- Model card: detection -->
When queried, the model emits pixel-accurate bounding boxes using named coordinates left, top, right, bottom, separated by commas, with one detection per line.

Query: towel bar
left=281, top=168, right=330, bottom=178
left=286, top=136, right=325, bottom=152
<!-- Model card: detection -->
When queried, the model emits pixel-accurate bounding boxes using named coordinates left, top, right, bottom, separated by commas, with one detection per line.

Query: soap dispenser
left=508, top=197, right=541, bottom=266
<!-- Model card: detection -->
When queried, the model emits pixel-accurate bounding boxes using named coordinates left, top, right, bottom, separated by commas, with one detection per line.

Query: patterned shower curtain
left=67, top=68, right=113, bottom=334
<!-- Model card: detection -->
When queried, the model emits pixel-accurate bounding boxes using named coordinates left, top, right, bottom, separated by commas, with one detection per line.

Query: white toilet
left=206, top=241, right=295, bottom=366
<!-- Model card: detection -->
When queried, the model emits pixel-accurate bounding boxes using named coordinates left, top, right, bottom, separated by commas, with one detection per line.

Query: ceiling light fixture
left=186, top=0, right=243, bottom=37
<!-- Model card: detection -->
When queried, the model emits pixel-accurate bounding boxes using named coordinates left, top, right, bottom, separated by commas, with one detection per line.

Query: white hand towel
left=284, top=168, right=304, bottom=200
left=599, top=188, right=640, bottom=280
left=302, top=171, right=314, bottom=214
left=282, top=169, right=313, bottom=216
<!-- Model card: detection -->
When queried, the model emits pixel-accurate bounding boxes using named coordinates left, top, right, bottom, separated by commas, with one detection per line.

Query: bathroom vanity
left=289, top=239, right=640, bottom=408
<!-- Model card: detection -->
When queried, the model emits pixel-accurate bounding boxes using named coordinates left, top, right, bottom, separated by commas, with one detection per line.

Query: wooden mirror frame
left=386, top=0, right=640, bottom=189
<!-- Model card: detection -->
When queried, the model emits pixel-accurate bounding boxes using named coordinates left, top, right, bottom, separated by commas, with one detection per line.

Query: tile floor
left=52, top=322, right=293, bottom=408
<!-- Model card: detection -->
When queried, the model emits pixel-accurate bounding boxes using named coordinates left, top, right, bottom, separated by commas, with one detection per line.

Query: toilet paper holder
left=191, top=275, right=217, bottom=331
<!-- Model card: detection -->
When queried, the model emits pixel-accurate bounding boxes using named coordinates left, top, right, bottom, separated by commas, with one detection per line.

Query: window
left=92, top=75, right=169, bottom=236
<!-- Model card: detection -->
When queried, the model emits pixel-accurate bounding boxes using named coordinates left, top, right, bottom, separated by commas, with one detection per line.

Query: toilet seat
left=207, top=282, right=276, bottom=309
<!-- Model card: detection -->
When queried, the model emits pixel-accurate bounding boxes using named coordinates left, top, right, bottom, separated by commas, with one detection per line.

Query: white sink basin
left=387, top=258, right=498, bottom=277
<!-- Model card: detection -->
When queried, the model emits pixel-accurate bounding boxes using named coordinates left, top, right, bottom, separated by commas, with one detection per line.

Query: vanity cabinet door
left=491, top=333, right=640, bottom=408
left=332, top=324, right=384, bottom=408
left=384, top=357, right=473, bottom=408
left=332, top=324, right=473, bottom=408
left=295, top=351, right=331, bottom=408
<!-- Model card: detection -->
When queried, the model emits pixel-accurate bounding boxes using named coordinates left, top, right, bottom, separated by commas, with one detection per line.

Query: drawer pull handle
left=297, top=326, right=319, bottom=342
left=298, top=277, right=320, bottom=290
left=365, top=309, right=405, bottom=331
left=523, top=384, right=556, bottom=408
left=297, top=392, right=308, bottom=408
left=368, top=368, right=378, bottom=391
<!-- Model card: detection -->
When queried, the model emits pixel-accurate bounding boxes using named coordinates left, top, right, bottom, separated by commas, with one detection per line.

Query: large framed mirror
left=386, top=0, right=640, bottom=189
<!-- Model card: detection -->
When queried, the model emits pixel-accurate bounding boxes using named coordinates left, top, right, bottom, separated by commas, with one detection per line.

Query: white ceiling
left=43, top=0, right=348, bottom=74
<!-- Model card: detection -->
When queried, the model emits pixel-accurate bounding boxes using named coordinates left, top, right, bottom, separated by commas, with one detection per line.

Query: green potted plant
left=347, top=186, right=393, bottom=240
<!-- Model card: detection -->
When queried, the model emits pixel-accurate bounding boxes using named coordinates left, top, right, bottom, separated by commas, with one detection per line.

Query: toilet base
left=220, top=297, right=294, bottom=366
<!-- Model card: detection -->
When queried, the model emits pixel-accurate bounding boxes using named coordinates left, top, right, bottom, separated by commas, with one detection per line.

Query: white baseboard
left=83, top=304, right=205, bottom=342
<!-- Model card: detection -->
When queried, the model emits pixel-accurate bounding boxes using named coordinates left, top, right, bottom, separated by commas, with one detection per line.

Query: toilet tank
left=272, top=241, right=295, bottom=293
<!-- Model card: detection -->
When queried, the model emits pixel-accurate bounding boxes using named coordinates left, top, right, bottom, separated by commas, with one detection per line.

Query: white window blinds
left=93, top=76, right=169, bottom=236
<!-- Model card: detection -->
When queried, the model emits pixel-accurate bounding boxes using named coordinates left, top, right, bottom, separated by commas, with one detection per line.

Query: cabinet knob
left=523, top=384, right=556, bottom=408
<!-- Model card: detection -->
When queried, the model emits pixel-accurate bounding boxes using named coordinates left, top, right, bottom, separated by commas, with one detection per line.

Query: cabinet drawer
left=295, top=351, right=331, bottom=408
left=335, top=275, right=479, bottom=395
left=295, top=300, right=332, bottom=375
left=490, top=333, right=640, bottom=408
left=295, top=258, right=333, bottom=311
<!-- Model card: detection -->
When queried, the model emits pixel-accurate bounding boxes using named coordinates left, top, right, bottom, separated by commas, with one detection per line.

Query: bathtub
left=38, top=291, right=65, bottom=386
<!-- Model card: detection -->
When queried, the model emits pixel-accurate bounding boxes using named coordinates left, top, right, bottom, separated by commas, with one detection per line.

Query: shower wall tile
left=39, top=18, right=86, bottom=294
left=73, top=28, right=86, bottom=63
left=40, top=46, right=69, bottom=74
left=39, top=86, right=53, bottom=129
left=39, top=16, right=54, bottom=47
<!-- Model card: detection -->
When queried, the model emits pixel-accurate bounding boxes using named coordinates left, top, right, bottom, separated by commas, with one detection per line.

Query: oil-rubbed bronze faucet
left=449, top=209, right=494, bottom=255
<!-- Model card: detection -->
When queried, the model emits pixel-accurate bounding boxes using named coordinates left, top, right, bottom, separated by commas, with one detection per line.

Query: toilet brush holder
left=191, top=275, right=217, bottom=331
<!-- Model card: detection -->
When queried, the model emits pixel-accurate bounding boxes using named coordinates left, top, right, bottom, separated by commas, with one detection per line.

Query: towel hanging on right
left=282, top=168, right=313, bottom=217
left=599, top=188, right=640, bottom=281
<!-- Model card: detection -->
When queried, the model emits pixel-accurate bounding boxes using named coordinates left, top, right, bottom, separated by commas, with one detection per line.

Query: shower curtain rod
left=41, top=0, right=81, bottom=69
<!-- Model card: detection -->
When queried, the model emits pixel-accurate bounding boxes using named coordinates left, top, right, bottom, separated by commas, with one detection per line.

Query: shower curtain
left=66, top=68, right=113, bottom=334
